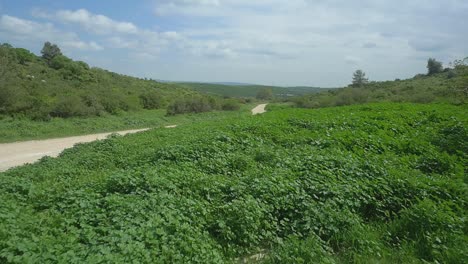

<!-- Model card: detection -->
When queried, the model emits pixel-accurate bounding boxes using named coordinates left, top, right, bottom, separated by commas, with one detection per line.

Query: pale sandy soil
left=0, top=129, right=148, bottom=172
left=251, top=103, right=268, bottom=115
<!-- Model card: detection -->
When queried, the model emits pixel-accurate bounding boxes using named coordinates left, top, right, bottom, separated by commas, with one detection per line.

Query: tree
left=41, top=41, right=62, bottom=63
left=351, top=70, right=368, bottom=87
left=427, top=58, right=443, bottom=75
left=256, top=88, right=273, bottom=100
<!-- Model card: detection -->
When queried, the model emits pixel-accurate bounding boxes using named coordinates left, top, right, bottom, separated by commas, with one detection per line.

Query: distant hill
left=209, top=82, right=255, bottom=86
left=177, top=82, right=329, bottom=98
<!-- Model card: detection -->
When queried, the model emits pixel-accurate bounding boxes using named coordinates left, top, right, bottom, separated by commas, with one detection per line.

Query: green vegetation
left=293, top=58, right=468, bottom=108
left=0, top=43, right=243, bottom=121
left=167, top=94, right=242, bottom=116
left=256, top=88, right=273, bottom=100
left=0, top=104, right=255, bottom=143
left=177, top=82, right=328, bottom=98
left=1, top=103, right=466, bottom=263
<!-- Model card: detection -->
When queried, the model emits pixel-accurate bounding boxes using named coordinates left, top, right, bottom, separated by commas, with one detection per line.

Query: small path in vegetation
left=0, top=104, right=267, bottom=172
left=251, top=103, right=268, bottom=115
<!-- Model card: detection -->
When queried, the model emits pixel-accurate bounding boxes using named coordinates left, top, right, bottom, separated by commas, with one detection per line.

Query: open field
left=1, top=103, right=466, bottom=263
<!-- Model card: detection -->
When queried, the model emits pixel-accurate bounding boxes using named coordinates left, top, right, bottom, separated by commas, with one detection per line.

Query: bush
left=51, top=96, right=88, bottom=118
left=14, top=48, right=35, bottom=65
left=49, top=55, right=72, bottom=70
left=167, top=96, right=218, bottom=115
left=140, top=91, right=164, bottom=109
left=221, top=99, right=241, bottom=111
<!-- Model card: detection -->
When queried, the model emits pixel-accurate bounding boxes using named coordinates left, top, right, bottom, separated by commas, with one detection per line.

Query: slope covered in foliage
left=293, top=60, right=468, bottom=108
left=0, top=103, right=466, bottom=263
left=0, top=43, right=239, bottom=120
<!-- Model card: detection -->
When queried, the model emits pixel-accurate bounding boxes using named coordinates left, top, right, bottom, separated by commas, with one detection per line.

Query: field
left=177, top=82, right=328, bottom=98
left=0, top=103, right=466, bottom=263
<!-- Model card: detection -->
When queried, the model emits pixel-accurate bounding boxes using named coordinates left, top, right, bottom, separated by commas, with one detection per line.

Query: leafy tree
left=41, top=41, right=62, bottom=63
left=352, top=70, right=368, bottom=87
left=256, top=88, right=273, bottom=100
left=427, top=58, right=443, bottom=75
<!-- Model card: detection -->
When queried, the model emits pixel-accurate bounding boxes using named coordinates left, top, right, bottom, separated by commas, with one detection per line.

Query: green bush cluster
left=167, top=95, right=241, bottom=115
left=0, top=103, right=466, bottom=263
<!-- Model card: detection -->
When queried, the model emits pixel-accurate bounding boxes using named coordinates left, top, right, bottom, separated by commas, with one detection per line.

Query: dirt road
left=0, top=104, right=267, bottom=172
left=0, top=129, right=148, bottom=172
left=251, top=103, right=268, bottom=115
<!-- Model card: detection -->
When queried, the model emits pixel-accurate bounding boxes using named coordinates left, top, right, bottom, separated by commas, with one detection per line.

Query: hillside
left=292, top=60, right=468, bottom=108
left=0, top=43, right=242, bottom=121
left=177, top=82, right=328, bottom=98
left=0, top=103, right=466, bottom=263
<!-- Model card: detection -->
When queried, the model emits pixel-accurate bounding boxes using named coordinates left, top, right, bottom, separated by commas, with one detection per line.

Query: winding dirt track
left=0, top=104, right=267, bottom=172
left=0, top=129, right=149, bottom=172
left=251, top=103, right=267, bottom=115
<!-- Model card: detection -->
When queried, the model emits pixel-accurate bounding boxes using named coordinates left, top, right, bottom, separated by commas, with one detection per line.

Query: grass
left=0, top=103, right=256, bottom=143
left=0, top=102, right=466, bottom=263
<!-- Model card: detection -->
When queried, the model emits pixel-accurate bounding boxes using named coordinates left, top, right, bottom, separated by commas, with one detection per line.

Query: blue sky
left=1, top=0, right=467, bottom=87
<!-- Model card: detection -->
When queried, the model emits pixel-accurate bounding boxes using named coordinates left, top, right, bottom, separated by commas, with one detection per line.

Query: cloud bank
left=0, top=0, right=466, bottom=86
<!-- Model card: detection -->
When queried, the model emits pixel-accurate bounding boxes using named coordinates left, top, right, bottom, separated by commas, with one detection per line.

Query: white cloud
left=0, top=15, right=102, bottom=51
left=55, top=9, right=138, bottom=34
left=148, top=0, right=468, bottom=85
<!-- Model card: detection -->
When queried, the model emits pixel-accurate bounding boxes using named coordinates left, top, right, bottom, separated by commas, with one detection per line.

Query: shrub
left=51, top=95, right=88, bottom=118
left=221, top=99, right=241, bottom=111
left=167, top=96, right=219, bottom=115
left=140, top=91, right=164, bottom=109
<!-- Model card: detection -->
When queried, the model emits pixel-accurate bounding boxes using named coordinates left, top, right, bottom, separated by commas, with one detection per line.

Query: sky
left=0, top=0, right=467, bottom=87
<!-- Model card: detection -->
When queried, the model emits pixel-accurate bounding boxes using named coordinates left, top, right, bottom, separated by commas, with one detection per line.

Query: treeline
left=0, top=43, right=242, bottom=120
left=291, top=58, right=468, bottom=108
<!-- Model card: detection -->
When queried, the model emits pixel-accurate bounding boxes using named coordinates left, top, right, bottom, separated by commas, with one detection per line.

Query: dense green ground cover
left=0, top=103, right=466, bottom=263
left=0, top=104, right=255, bottom=143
